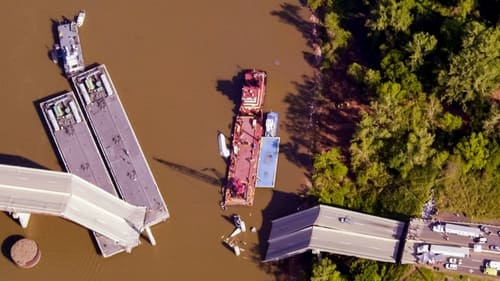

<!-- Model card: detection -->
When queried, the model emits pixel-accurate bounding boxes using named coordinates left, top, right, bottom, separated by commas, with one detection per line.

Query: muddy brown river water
left=0, top=1, right=315, bottom=280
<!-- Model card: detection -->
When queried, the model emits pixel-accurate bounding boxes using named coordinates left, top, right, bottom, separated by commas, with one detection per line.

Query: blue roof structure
left=256, top=136, right=280, bottom=188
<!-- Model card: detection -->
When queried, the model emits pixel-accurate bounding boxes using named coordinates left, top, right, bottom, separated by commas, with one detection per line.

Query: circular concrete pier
left=10, top=238, right=41, bottom=268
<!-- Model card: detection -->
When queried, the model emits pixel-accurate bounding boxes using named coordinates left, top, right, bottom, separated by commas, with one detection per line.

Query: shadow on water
left=0, top=154, right=48, bottom=170
left=215, top=69, right=248, bottom=115
left=271, top=1, right=321, bottom=70
left=2, top=234, right=25, bottom=263
left=153, top=157, right=225, bottom=188
left=246, top=190, right=308, bottom=281
left=270, top=2, right=314, bottom=47
left=272, top=1, right=370, bottom=159
left=279, top=75, right=318, bottom=173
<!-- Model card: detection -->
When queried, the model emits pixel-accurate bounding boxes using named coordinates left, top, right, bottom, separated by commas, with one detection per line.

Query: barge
left=256, top=112, right=280, bottom=188
left=39, top=91, right=129, bottom=257
left=224, top=115, right=263, bottom=206
left=71, top=64, right=169, bottom=228
left=223, top=69, right=267, bottom=207
left=52, top=11, right=86, bottom=77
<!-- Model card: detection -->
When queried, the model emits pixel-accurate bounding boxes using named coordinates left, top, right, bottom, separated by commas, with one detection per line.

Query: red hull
left=224, top=70, right=267, bottom=207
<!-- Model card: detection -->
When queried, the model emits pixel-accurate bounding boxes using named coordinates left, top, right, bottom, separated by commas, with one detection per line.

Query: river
left=0, top=1, right=315, bottom=280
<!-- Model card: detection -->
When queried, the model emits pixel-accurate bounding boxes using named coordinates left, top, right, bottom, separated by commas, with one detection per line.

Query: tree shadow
left=270, top=2, right=315, bottom=48
left=1, top=234, right=24, bottom=264
left=280, top=74, right=319, bottom=171
left=271, top=2, right=321, bottom=69
left=153, top=157, right=225, bottom=188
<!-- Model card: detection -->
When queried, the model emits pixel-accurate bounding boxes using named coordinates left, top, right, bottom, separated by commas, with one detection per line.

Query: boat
left=218, top=132, right=230, bottom=159
left=76, top=10, right=86, bottom=27
left=223, top=69, right=267, bottom=207
left=52, top=11, right=85, bottom=77
left=239, top=70, right=267, bottom=116
left=264, top=112, right=278, bottom=137
left=232, top=214, right=246, bottom=232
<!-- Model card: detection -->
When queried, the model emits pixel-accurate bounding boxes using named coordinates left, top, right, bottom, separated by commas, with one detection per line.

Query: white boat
left=76, top=10, right=86, bottom=27
left=218, top=132, right=230, bottom=159
left=265, top=112, right=278, bottom=137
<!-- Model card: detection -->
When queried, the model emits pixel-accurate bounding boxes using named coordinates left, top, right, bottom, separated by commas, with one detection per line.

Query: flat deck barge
left=39, top=91, right=127, bottom=257
left=224, top=116, right=263, bottom=206
left=223, top=69, right=267, bottom=207
left=256, top=112, right=280, bottom=188
left=71, top=64, right=169, bottom=227
left=256, top=137, right=280, bottom=188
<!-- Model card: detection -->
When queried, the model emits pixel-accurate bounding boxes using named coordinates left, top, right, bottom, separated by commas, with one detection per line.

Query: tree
left=321, top=11, right=352, bottom=67
left=438, top=21, right=500, bottom=106
left=437, top=112, right=463, bottom=132
left=454, top=132, right=490, bottom=173
left=311, top=258, right=345, bottom=281
left=405, top=32, right=437, bottom=71
left=310, top=149, right=352, bottom=206
left=367, top=0, right=416, bottom=34
left=350, top=259, right=383, bottom=281
left=347, top=63, right=381, bottom=90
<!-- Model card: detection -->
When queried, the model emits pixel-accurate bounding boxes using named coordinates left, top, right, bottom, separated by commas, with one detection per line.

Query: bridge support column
left=145, top=226, right=156, bottom=246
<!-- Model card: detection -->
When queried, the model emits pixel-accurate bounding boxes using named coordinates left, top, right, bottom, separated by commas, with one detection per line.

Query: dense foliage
left=308, top=0, right=499, bottom=220
left=306, top=0, right=499, bottom=279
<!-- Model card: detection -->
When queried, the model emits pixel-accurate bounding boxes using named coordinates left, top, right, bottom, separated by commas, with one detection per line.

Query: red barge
left=223, top=70, right=267, bottom=206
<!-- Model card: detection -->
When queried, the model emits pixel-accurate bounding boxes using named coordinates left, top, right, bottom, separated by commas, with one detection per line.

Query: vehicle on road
left=339, top=216, right=352, bottom=223
left=474, top=237, right=488, bottom=243
left=480, top=225, right=491, bottom=235
left=489, top=245, right=500, bottom=251
left=448, top=257, right=457, bottom=264
left=417, top=244, right=430, bottom=253
left=486, top=260, right=500, bottom=270
left=445, top=263, right=458, bottom=270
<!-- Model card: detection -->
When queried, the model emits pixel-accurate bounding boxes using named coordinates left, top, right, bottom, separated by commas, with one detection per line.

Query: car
left=474, top=237, right=488, bottom=243
left=445, top=263, right=458, bottom=270
left=480, top=225, right=492, bottom=235
left=490, top=245, right=500, bottom=251
left=498, top=231, right=500, bottom=237
left=448, top=257, right=457, bottom=264
left=338, top=216, right=352, bottom=223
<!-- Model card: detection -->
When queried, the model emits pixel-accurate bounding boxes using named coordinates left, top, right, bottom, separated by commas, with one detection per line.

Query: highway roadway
left=265, top=205, right=405, bottom=263
left=403, top=219, right=500, bottom=276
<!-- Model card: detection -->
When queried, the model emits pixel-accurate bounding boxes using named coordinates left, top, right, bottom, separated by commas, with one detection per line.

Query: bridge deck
left=39, top=91, right=128, bottom=257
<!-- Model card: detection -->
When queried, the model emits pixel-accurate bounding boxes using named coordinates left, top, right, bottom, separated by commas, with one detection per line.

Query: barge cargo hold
left=39, top=91, right=132, bottom=257
left=71, top=64, right=169, bottom=227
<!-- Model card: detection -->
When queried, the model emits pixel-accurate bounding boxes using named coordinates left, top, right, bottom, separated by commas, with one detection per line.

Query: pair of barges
left=42, top=11, right=169, bottom=257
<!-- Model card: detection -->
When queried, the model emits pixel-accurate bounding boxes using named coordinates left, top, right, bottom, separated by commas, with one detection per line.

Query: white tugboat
left=51, top=10, right=86, bottom=77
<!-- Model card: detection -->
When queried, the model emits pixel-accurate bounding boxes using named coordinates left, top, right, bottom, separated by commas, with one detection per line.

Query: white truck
left=487, top=260, right=500, bottom=270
